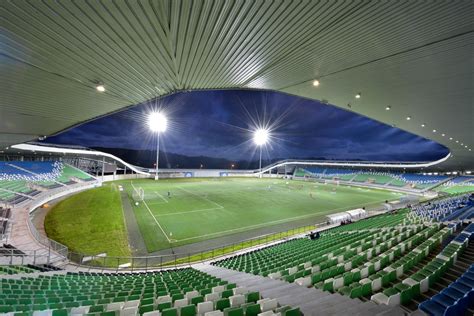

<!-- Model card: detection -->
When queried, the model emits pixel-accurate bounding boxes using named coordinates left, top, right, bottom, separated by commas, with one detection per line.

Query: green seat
left=89, top=305, right=104, bottom=313
left=244, top=304, right=261, bottom=316
left=161, top=308, right=178, bottom=316
left=284, top=307, right=300, bottom=316
left=216, top=298, right=230, bottom=311
left=139, top=304, right=154, bottom=315
left=246, top=292, right=260, bottom=303
left=190, top=296, right=204, bottom=305
left=0, top=306, right=14, bottom=313
left=180, top=305, right=196, bottom=316
left=52, top=309, right=68, bottom=316
left=224, top=307, right=244, bottom=316
left=221, top=290, right=233, bottom=298
left=157, top=302, right=172, bottom=311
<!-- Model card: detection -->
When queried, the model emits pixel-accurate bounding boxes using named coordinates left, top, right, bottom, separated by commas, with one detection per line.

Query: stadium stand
left=296, top=168, right=452, bottom=190
left=0, top=263, right=60, bottom=275
left=212, top=202, right=474, bottom=315
left=410, top=194, right=474, bottom=222
left=0, top=161, right=94, bottom=206
left=0, top=268, right=299, bottom=316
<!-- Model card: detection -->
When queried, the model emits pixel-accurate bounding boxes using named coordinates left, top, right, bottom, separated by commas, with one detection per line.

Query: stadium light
left=253, top=128, right=269, bottom=146
left=312, top=79, right=320, bottom=87
left=253, top=128, right=269, bottom=178
left=96, top=84, right=105, bottom=92
left=355, top=92, right=361, bottom=99
left=148, top=112, right=168, bottom=180
left=148, top=112, right=167, bottom=132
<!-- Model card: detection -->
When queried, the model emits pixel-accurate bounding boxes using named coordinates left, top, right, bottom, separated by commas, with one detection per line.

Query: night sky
left=44, top=90, right=448, bottom=166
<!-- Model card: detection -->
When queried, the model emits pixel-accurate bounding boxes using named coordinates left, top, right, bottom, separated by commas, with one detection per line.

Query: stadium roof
left=1, top=0, right=473, bottom=170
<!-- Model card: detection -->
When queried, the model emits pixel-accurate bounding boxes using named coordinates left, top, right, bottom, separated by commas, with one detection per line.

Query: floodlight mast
left=253, top=129, right=269, bottom=178
left=148, top=112, right=167, bottom=180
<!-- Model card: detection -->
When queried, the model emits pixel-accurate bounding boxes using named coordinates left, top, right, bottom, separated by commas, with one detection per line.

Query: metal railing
left=27, top=216, right=68, bottom=260
left=64, top=223, right=322, bottom=271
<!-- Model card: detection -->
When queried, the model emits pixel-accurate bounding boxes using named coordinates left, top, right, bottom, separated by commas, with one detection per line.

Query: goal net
left=132, top=186, right=145, bottom=202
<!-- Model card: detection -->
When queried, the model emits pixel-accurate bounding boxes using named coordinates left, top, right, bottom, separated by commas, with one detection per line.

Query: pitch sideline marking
left=156, top=207, right=223, bottom=217
left=130, top=181, right=172, bottom=243
left=173, top=199, right=392, bottom=242
left=177, top=186, right=224, bottom=209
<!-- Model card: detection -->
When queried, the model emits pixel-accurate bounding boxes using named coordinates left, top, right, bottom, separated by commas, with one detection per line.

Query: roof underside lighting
left=312, top=79, right=320, bottom=87
left=406, top=116, right=411, bottom=120
left=385, top=106, right=391, bottom=110
left=355, top=92, right=361, bottom=99
left=96, top=84, right=105, bottom=92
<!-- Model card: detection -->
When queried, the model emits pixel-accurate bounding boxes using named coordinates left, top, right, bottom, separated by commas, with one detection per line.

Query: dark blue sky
left=45, top=90, right=448, bottom=163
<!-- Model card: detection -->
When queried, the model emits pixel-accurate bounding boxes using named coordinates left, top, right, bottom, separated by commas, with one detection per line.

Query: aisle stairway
left=413, top=236, right=474, bottom=315
left=195, top=264, right=406, bottom=316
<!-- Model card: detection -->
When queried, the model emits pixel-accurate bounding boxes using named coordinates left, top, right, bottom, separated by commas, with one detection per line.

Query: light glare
left=148, top=112, right=167, bottom=133
left=96, top=84, right=105, bottom=92
left=253, top=129, right=269, bottom=146
left=312, top=80, right=320, bottom=87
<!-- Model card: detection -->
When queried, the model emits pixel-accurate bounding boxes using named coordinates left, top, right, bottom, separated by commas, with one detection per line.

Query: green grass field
left=436, top=185, right=474, bottom=194
left=124, top=178, right=403, bottom=253
left=45, top=183, right=131, bottom=257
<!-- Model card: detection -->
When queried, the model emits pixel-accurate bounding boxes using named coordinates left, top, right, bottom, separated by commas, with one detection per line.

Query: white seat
left=232, top=287, right=248, bottom=295
left=257, top=311, right=278, bottom=316
left=107, top=302, right=125, bottom=311
left=229, top=294, right=245, bottom=308
left=32, top=311, right=52, bottom=316
left=71, top=306, right=91, bottom=315
left=174, top=298, right=188, bottom=308
left=295, top=277, right=311, bottom=287
left=204, top=311, right=223, bottom=316
left=156, top=295, right=172, bottom=304
left=205, top=292, right=220, bottom=302
left=142, top=311, right=161, bottom=316
left=121, top=307, right=139, bottom=316
left=197, top=301, right=214, bottom=315
left=212, top=285, right=225, bottom=293
left=185, top=290, right=200, bottom=300
left=260, top=298, right=278, bottom=312
left=123, top=300, right=140, bottom=308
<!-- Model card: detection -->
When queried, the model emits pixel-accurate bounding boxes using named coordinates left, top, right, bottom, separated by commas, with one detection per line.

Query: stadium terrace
left=1, top=1, right=473, bottom=316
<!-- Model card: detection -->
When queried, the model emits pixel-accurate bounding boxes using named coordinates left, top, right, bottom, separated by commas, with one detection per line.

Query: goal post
left=132, top=186, right=144, bottom=202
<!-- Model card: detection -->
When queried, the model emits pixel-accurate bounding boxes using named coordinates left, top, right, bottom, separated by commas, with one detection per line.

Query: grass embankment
left=45, top=183, right=131, bottom=258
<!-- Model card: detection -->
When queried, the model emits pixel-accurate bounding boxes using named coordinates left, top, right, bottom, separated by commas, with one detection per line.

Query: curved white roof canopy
left=1, top=0, right=472, bottom=170
left=11, top=144, right=150, bottom=176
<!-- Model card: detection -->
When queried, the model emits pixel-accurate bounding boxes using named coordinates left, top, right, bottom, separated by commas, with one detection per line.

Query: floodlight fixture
left=253, top=128, right=270, bottom=178
left=148, top=111, right=168, bottom=180
left=312, top=79, right=320, bottom=87
left=148, top=112, right=168, bottom=133
left=96, top=84, right=105, bottom=92
left=355, top=92, right=361, bottom=99
left=253, top=128, right=269, bottom=146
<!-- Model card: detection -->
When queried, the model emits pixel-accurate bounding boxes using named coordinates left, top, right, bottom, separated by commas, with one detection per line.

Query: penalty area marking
left=130, top=181, right=172, bottom=243
left=176, top=186, right=224, bottom=209
left=154, top=191, right=169, bottom=203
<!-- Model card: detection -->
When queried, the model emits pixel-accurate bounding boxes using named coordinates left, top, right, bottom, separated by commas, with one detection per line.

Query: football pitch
left=124, top=178, right=403, bottom=253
